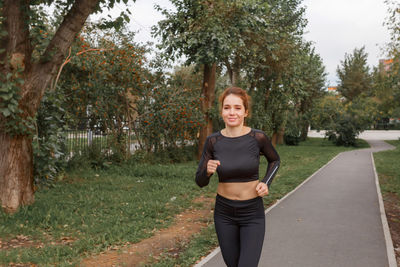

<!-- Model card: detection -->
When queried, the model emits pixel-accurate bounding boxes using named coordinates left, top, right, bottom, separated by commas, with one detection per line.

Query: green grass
left=0, top=138, right=369, bottom=266
left=373, top=140, right=400, bottom=197
left=0, top=163, right=216, bottom=266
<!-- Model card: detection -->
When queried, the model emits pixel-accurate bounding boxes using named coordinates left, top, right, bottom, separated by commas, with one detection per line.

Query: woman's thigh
left=238, top=216, right=265, bottom=267
left=214, top=214, right=240, bottom=267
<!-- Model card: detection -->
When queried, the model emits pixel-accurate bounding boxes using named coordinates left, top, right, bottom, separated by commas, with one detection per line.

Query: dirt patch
left=0, top=234, right=76, bottom=251
left=383, top=192, right=400, bottom=266
left=1, top=264, right=37, bottom=267
left=0, top=235, right=76, bottom=267
left=79, top=195, right=215, bottom=267
left=0, top=235, right=43, bottom=250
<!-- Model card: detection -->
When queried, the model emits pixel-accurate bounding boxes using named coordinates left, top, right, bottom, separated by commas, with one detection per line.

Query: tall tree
left=384, top=0, right=400, bottom=117
left=384, top=0, right=400, bottom=56
left=0, top=0, right=132, bottom=213
left=153, top=0, right=236, bottom=158
left=244, top=0, right=307, bottom=144
left=296, top=44, right=326, bottom=140
left=336, top=47, right=372, bottom=101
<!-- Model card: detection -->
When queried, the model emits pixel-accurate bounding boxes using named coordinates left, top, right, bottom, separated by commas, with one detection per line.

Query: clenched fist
left=256, top=182, right=269, bottom=197
left=207, top=160, right=220, bottom=176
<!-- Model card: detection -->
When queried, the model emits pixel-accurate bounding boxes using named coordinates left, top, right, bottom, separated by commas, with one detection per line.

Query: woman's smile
left=221, top=94, right=248, bottom=127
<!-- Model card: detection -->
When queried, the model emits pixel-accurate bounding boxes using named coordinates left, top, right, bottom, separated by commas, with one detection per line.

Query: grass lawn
left=373, top=140, right=400, bottom=197
left=0, top=138, right=369, bottom=266
left=373, top=140, right=400, bottom=265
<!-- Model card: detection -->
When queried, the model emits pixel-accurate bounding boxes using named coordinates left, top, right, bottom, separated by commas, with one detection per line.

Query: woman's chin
left=225, top=122, right=243, bottom=127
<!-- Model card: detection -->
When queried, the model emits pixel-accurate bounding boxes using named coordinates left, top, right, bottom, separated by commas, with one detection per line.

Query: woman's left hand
left=256, top=182, right=269, bottom=197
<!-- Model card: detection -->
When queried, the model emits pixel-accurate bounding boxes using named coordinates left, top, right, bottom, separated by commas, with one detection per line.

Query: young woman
left=195, top=87, right=280, bottom=267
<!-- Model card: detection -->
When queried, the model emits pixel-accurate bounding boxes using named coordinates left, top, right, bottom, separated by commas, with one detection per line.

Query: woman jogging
left=195, top=87, right=280, bottom=267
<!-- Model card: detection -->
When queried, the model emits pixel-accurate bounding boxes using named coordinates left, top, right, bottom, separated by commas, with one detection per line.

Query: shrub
left=33, top=90, right=68, bottom=186
left=284, top=112, right=301, bottom=146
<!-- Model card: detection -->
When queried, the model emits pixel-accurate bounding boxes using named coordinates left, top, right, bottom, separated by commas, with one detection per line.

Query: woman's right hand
left=207, top=160, right=220, bottom=176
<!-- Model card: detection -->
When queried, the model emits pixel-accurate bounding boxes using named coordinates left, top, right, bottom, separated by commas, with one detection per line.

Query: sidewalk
left=307, top=130, right=400, bottom=140
left=195, top=140, right=396, bottom=267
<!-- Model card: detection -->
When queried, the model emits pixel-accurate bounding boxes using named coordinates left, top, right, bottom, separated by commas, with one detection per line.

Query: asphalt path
left=195, top=140, right=397, bottom=267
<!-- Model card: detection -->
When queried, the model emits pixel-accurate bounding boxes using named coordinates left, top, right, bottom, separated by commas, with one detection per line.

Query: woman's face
left=221, top=94, right=248, bottom=128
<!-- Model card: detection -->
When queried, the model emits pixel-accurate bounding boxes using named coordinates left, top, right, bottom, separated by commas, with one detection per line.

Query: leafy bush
left=33, top=90, right=68, bottom=186
left=325, top=115, right=359, bottom=146
left=284, top=112, right=301, bottom=146
left=311, top=95, right=377, bottom=147
left=129, top=145, right=197, bottom=164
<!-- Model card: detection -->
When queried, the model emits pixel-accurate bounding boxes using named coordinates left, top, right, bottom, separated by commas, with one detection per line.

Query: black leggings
left=214, top=194, right=265, bottom=267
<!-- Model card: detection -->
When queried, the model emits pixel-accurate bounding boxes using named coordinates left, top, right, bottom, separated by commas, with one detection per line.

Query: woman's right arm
left=195, top=136, right=214, bottom=187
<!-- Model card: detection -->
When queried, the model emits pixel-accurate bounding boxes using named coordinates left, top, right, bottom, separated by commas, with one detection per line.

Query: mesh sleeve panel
left=255, top=131, right=281, bottom=187
left=195, top=136, right=215, bottom=187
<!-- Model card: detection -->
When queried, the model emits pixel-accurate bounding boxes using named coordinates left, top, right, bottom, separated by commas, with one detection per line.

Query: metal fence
left=66, top=128, right=139, bottom=159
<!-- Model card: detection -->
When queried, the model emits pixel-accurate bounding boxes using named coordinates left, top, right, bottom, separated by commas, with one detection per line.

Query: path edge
left=371, top=152, right=397, bottom=267
left=194, top=152, right=342, bottom=267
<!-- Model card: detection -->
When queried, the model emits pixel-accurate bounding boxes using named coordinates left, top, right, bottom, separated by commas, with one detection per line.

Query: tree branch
left=0, top=0, right=31, bottom=76
left=41, top=0, right=99, bottom=67
left=20, top=0, right=100, bottom=115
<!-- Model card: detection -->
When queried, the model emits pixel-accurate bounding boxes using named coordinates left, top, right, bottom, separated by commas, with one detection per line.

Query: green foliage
left=29, top=0, right=134, bottom=31
left=133, top=62, right=204, bottom=155
left=56, top=27, right=148, bottom=160
left=67, top=142, right=111, bottom=170
left=0, top=70, right=35, bottom=136
left=153, top=0, right=237, bottom=65
left=0, top=73, right=23, bottom=118
left=370, top=1, right=400, bottom=128
left=312, top=95, right=377, bottom=146
left=337, top=47, right=372, bottom=101
left=372, top=56, right=400, bottom=125
left=33, top=89, right=68, bottom=186
left=284, top=111, right=301, bottom=146
left=131, top=145, right=197, bottom=165
left=384, top=0, right=400, bottom=56
left=1, top=0, right=135, bottom=138
left=152, top=0, right=326, bottom=147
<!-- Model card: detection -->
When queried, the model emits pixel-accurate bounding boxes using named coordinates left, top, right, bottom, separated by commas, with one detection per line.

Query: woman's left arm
left=259, top=133, right=280, bottom=188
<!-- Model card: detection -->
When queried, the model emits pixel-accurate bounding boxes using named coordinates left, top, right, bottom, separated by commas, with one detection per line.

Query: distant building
left=379, top=58, right=393, bottom=73
left=327, top=86, right=338, bottom=94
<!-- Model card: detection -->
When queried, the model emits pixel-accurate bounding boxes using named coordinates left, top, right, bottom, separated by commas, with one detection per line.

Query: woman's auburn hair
left=218, top=87, right=252, bottom=118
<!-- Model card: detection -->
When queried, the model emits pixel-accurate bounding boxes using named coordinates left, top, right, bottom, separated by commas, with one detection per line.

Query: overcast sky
left=98, top=0, right=392, bottom=86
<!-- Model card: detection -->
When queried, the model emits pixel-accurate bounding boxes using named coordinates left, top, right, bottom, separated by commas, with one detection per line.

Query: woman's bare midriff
left=217, top=180, right=260, bottom=200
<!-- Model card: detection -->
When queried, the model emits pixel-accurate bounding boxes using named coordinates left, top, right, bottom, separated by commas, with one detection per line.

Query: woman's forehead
left=223, top=94, right=244, bottom=105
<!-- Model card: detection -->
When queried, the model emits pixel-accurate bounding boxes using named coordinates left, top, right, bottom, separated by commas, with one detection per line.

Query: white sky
left=302, top=0, right=391, bottom=86
left=94, top=0, right=392, bottom=86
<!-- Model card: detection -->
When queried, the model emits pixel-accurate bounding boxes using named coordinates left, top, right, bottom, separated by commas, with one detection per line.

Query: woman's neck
left=222, top=125, right=250, bottom=137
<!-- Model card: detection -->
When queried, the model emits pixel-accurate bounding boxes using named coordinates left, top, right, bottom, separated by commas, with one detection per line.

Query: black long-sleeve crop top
left=195, top=128, right=280, bottom=188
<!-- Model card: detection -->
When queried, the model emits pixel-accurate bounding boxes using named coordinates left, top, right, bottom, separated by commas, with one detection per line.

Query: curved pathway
left=196, top=140, right=397, bottom=267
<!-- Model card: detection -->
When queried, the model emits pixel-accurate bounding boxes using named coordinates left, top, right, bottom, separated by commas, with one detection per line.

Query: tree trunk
left=0, top=0, right=100, bottom=213
left=0, top=133, right=34, bottom=213
left=300, top=123, right=309, bottom=141
left=271, top=128, right=284, bottom=146
left=277, top=127, right=285, bottom=145
left=271, top=131, right=278, bottom=147
left=232, top=69, right=240, bottom=87
left=198, top=63, right=216, bottom=159
left=225, top=59, right=233, bottom=86
left=232, top=54, right=241, bottom=86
